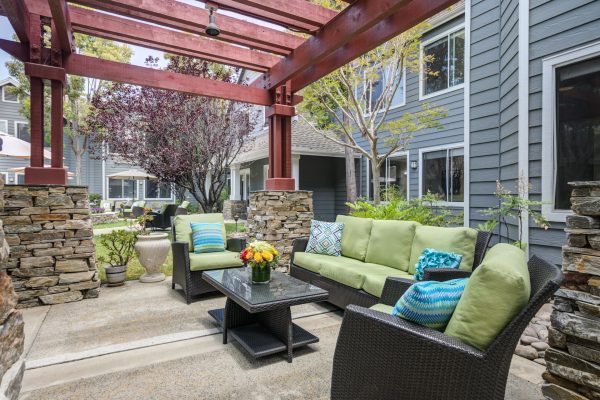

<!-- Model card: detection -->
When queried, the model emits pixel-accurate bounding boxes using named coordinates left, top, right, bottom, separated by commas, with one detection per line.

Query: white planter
left=135, top=232, right=169, bottom=283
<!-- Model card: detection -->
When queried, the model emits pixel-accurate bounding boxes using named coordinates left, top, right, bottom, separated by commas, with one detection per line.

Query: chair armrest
left=291, top=238, right=309, bottom=265
left=380, top=277, right=415, bottom=306
left=171, top=241, right=190, bottom=266
left=331, top=305, right=484, bottom=400
left=423, top=268, right=472, bottom=281
left=227, top=238, right=246, bottom=253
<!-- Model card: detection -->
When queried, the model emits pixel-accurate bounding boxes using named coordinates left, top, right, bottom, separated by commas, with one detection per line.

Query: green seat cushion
left=335, top=215, right=372, bottom=261
left=408, top=226, right=477, bottom=274
left=174, top=214, right=226, bottom=251
left=189, top=250, right=243, bottom=272
left=361, top=264, right=414, bottom=297
left=444, top=243, right=530, bottom=350
left=293, top=252, right=336, bottom=273
left=365, top=220, right=419, bottom=271
left=319, top=257, right=370, bottom=289
left=370, top=303, right=393, bottom=314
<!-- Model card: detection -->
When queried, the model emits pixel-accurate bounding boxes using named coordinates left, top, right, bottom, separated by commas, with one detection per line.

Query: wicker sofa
left=171, top=213, right=245, bottom=304
left=290, top=215, right=491, bottom=309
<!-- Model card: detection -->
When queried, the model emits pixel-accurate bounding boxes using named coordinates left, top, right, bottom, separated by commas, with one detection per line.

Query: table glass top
left=203, top=268, right=328, bottom=305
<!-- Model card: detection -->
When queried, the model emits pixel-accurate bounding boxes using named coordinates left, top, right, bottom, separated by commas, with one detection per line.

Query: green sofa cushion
left=365, top=220, right=419, bottom=271
left=335, top=215, right=372, bottom=261
left=444, top=243, right=530, bottom=350
left=293, top=252, right=335, bottom=273
left=319, top=258, right=370, bottom=289
left=189, top=250, right=243, bottom=272
left=408, top=226, right=478, bottom=274
left=370, top=303, right=393, bottom=314
left=174, top=214, right=226, bottom=251
left=361, top=264, right=413, bottom=297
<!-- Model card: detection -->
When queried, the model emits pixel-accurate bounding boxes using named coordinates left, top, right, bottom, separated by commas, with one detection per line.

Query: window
left=108, top=178, right=136, bottom=199
left=367, top=154, right=409, bottom=201
left=145, top=179, right=172, bottom=199
left=15, top=122, right=29, bottom=142
left=367, top=69, right=406, bottom=110
left=421, top=27, right=465, bottom=97
left=15, top=173, right=25, bottom=185
left=0, top=120, right=7, bottom=134
left=2, top=85, right=18, bottom=103
left=420, top=146, right=464, bottom=203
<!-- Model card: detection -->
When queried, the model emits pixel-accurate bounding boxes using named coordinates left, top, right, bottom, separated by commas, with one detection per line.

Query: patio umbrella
left=106, top=169, right=156, bottom=180
left=9, top=166, right=75, bottom=178
left=0, top=133, right=52, bottom=159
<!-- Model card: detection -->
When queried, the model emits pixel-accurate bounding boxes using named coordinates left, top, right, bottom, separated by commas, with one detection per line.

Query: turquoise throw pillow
left=191, top=222, right=225, bottom=254
left=306, top=220, right=344, bottom=256
left=414, top=248, right=463, bottom=281
left=392, top=278, right=469, bottom=330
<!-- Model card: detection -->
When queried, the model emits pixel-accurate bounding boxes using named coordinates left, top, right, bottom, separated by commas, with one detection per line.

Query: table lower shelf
left=208, top=308, right=319, bottom=358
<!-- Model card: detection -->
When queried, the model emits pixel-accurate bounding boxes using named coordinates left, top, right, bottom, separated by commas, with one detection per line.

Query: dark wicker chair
left=330, top=255, right=563, bottom=400
left=170, top=217, right=245, bottom=304
left=147, top=204, right=178, bottom=230
left=290, top=230, right=492, bottom=310
left=175, top=207, right=188, bottom=216
left=131, top=205, right=145, bottom=219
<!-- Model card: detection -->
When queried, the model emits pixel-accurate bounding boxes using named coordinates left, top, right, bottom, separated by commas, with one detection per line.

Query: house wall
left=0, top=82, right=30, bottom=185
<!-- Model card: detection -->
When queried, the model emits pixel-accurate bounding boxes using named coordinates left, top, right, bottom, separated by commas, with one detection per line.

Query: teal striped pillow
left=392, top=278, right=468, bottom=330
left=191, top=222, right=225, bottom=254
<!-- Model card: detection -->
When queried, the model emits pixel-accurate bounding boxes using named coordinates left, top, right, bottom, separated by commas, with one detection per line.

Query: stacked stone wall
left=543, top=181, right=600, bottom=400
left=247, top=191, right=312, bottom=269
left=223, top=200, right=247, bottom=221
left=1, top=185, right=98, bottom=307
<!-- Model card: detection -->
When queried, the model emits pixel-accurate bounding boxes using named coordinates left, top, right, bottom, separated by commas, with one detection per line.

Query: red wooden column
left=265, top=84, right=295, bottom=191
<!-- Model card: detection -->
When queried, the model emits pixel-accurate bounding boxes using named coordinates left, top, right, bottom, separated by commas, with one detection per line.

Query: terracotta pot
left=105, top=265, right=127, bottom=287
left=135, top=232, right=169, bottom=283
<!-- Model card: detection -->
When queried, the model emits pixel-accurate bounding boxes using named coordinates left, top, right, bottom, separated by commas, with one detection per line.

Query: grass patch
left=225, top=222, right=245, bottom=234
left=93, top=220, right=130, bottom=230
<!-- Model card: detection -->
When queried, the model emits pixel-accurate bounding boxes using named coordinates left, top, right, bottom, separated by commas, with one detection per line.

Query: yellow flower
left=273, top=249, right=279, bottom=256
left=253, top=252, right=263, bottom=263
left=262, top=251, right=273, bottom=262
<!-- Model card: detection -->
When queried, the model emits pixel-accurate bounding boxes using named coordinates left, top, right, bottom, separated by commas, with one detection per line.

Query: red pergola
left=0, top=0, right=456, bottom=188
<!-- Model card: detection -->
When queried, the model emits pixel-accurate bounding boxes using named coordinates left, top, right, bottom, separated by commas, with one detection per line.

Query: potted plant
left=134, top=207, right=170, bottom=283
left=97, top=230, right=138, bottom=286
left=240, top=241, right=280, bottom=284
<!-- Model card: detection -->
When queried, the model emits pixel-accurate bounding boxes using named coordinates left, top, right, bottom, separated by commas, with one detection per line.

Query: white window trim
left=106, top=177, right=139, bottom=200
left=0, top=120, right=8, bottom=135
left=143, top=180, right=174, bottom=201
left=365, top=153, right=410, bottom=201
left=541, top=41, right=600, bottom=223
left=14, top=121, right=28, bottom=139
left=418, top=142, right=465, bottom=207
left=2, top=86, right=19, bottom=103
left=262, top=164, right=269, bottom=189
left=419, top=23, right=466, bottom=101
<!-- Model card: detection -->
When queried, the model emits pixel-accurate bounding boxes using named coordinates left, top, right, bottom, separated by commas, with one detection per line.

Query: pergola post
left=265, top=84, right=295, bottom=191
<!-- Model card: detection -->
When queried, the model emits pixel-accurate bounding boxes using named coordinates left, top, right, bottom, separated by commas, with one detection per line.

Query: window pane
left=123, top=180, right=135, bottom=199
left=0, top=121, right=7, bottom=134
left=424, top=38, right=449, bottom=95
left=449, top=148, right=464, bottom=202
left=388, top=156, right=408, bottom=198
left=3, top=86, right=17, bottom=102
left=449, top=30, right=465, bottom=87
left=422, top=150, right=448, bottom=200
left=159, top=183, right=171, bottom=199
left=146, top=180, right=159, bottom=199
left=16, top=123, right=29, bottom=142
left=109, top=179, right=122, bottom=198
left=391, top=72, right=405, bottom=107
left=16, top=174, right=25, bottom=184
left=555, top=56, right=600, bottom=210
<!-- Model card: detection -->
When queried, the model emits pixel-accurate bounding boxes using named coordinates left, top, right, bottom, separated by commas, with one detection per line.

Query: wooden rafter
left=48, top=0, right=74, bottom=53
left=0, top=0, right=30, bottom=43
left=69, top=0, right=304, bottom=55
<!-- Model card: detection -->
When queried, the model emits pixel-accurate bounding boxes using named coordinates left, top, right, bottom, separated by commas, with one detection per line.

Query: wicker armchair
left=148, top=204, right=178, bottom=230
left=330, top=255, right=563, bottom=400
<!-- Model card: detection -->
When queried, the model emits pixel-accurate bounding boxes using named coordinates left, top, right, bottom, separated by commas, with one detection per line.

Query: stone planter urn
left=135, top=232, right=169, bottom=283
left=105, top=265, right=127, bottom=287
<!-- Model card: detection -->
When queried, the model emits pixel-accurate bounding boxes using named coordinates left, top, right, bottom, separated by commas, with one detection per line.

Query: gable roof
left=234, top=118, right=347, bottom=164
left=0, top=77, right=19, bottom=88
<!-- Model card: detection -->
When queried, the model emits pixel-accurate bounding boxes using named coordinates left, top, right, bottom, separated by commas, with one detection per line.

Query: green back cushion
left=335, top=215, right=372, bottom=261
left=444, top=243, right=531, bottom=350
left=408, top=226, right=477, bottom=274
left=365, top=220, right=419, bottom=271
left=174, top=213, right=226, bottom=251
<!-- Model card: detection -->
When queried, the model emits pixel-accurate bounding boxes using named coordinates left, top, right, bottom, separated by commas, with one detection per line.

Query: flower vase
left=250, top=262, right=271, bottom=284
left=135, top=232, right=169, bottom=283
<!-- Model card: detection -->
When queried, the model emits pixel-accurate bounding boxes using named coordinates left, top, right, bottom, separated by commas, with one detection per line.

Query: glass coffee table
left=203, top=267, right=329, bottom=363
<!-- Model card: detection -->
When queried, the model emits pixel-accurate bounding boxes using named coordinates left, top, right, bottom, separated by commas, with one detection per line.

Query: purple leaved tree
left=86, top=57, right=254, bottom=212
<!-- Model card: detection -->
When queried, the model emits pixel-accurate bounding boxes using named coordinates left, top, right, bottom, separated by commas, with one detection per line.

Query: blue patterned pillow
left=392, top=278, right=468, bottom=330
left=414, top=248, right=463, bottom=281
left=306, top=220, right=344, bottom=256
left=191, top=222, right=225, bottom=254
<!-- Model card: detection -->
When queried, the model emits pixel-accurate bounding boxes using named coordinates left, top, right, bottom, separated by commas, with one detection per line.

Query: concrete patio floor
left=18, top=278, right=546, bottom=399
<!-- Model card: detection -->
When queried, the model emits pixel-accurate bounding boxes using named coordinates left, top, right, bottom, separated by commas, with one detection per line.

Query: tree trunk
left=74, top=152, right=82, bottom=186
left=344, top=140, right=357, bottom=204
left=371, top=158, right=382, bottom=205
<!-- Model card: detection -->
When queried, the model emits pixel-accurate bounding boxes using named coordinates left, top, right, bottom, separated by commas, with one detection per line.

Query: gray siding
left=0, top=82, right=30, bottom=184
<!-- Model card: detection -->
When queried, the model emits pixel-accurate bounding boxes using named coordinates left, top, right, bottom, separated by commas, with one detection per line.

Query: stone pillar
left=1, top=185, right=99, bottom=307
left=0, top=175, right=25, bottom=400
left=543, top=181, right=600, bottom=400
left=223, top=200, right=247, bottom=221
left=246, top=190, right=312, bottom=270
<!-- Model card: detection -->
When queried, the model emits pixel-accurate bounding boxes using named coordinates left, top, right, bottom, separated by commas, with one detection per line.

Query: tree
left=6, top=34, right=132, bottom=184
left=87, top=56, right=254, bottom=213
left=300, top=22, right=446, bottom=204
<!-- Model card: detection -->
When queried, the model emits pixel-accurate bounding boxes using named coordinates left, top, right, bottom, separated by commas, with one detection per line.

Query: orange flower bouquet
left=240, top=241, right=280, bottom=284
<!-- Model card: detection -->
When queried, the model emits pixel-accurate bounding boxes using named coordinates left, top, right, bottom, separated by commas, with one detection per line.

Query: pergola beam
left=69, top=0, right=304, bottom=55
left=252, top=0, right=415, bottom=90
left=291, top=0, right=457, bottom=90
left=0, top=0, right=30, bottom=43
left=48, top=0, right=75, bottom=53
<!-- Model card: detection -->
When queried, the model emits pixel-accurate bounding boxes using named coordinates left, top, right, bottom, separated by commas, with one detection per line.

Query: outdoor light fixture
left=205, top=7, right=220, bottom=37
left=410, top=160, right=418, bottom=170
left=234, top=214, right=239, bottom=232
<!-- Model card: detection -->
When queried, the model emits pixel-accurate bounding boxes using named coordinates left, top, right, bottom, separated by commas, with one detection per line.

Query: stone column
left=543, top=181, right=600, bottom=400
left=0, top=175, right=25, bottom=400
left=246, top=190, right=312, bottom=270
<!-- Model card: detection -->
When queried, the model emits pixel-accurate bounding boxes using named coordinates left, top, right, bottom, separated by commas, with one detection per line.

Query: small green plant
left=136, top=207, right=154, bottom=234
left=479, top=178, right=549, bottom=247
left=97, top=230, right=139, bottom=268
left=89, top=193, right=102, bottom=207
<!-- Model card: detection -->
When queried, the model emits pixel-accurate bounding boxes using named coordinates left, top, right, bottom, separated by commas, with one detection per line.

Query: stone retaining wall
left=90, top=212, right=118, bottom=225
left=1, top=185, right=98, bottom=308
left=247, top=191, right=312, bottom=269
left=543, top=181, right=600, bottom=400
